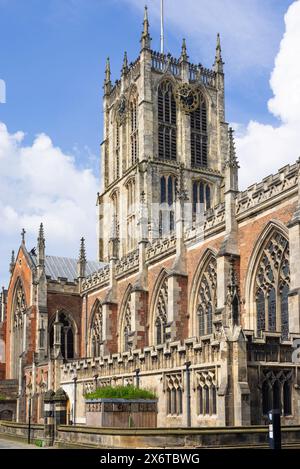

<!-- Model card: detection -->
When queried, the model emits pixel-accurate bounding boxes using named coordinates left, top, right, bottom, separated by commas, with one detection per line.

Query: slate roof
left=30, top=252, right=106, bottom=282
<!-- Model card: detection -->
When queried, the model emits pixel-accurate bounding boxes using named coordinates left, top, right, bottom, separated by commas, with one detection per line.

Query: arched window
left=191, top=93, right=208, bottom=168
left=166, top=376, right=183, bottom=415
left=196, top=256, right=217, bottom=337
left=155, top=277, right=168, bottom=345
left=11, top=280, right=26, bottom=378
left=49, top=311, right=75, bottom=360
left=158, top=81, right=177, bottom=161
left=130, top=97, right=138, bottom=165
left=115, top=124, right=120, bottom=180
left=90, top=302, right=103, bottom=358
left=111, top=191, right=119, bottom=238
left=254, top=231, right=290, bottom=339
left=159, top=175, right=177, bottom=237
left=126, top=179, right=136, bottom=252
left=262, top=381, right=272, bottom=415
left=197, top=373, right=218, bottom=416
left=192, top=181, right=212, bottom=221
left=122, top=295, right=132, bottom=353
left=261, top=370, right=292, bottom=416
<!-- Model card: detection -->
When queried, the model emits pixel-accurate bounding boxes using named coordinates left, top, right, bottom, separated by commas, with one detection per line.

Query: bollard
left=268, top=409, right=281, bottom=450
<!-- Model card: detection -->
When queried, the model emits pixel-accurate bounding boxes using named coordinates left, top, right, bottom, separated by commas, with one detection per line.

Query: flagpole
left=160, top=0, right=164, bottom=54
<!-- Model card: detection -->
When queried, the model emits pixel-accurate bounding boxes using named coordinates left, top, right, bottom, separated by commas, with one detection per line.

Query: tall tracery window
left=111, top=191, right=119, bottom=238
left=122, top=295, right=132, bottom=353
left=49, top=311, right=75, bottom=360
left=159, top=175, right=177, bottom=237
left=191, top=93, right=208, bottom=168
left=255, top=231, right=290, bottom=340
left=196, top=256, right=217, bottom=337
left=158, top=81, right=177, bottom=161
left=12, top=281, right=26, bottom=378
left=192, top=181, right=211, bottom=220
left=90, top=302, right=103, bottom=358
left=130, top=97, right=138, bottom=165
left=126, top=179, right=136, bottom=252
left=155, top=277, right=168, bottom=345
left=115, top=124, right=120, bottom=180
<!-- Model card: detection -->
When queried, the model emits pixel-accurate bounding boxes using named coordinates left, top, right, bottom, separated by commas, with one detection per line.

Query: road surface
left=0, top=437, right=40, bottom=449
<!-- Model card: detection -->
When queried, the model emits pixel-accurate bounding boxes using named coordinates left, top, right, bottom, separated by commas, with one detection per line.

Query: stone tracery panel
left=254, top=231, right=290, bottom=340
left=195, top=256, right=217, bottom=337
left=155, top=276, right=168, bottom=345
left=90, top=302, right=103, bottom=358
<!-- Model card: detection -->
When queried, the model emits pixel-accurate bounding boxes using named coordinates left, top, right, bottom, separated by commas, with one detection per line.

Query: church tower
left=98, top=6, right=228, bottom=262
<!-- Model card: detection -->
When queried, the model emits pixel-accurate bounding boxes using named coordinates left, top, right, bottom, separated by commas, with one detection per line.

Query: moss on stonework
left=84, top=385, right=157, bottom=401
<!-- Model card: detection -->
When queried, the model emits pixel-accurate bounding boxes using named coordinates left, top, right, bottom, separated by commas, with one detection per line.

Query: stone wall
left=55, top=424, right=300, bottom=449
left=0, top=420, right=44, bottom=443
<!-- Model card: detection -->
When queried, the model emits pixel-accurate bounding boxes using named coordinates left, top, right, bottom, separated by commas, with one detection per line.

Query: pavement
left=0, top=437, right=40, bottom=449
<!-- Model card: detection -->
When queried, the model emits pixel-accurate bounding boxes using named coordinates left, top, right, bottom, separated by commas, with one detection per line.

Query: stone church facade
left=1, top=7, right=300, bottom=427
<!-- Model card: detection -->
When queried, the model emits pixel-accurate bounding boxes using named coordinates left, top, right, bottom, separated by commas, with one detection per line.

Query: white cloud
left=0, top=123, right=99, bottom=285
left=122, top=0, right=288, bottom=72
left=236, top=0, right=300, bottom=189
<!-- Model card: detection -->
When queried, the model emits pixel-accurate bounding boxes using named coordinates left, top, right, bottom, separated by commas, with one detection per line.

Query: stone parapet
left=61, top=338, right=221, bottom=382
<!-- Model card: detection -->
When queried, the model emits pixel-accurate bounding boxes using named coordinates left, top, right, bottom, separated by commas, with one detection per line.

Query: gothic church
left=1, top=7, right=300, bottom=427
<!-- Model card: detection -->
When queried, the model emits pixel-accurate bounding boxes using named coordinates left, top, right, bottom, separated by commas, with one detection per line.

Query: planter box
left=85, top=399, right=158, bottom=428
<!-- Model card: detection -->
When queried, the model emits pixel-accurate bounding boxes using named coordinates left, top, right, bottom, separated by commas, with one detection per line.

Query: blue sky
left=0, top=0, right=293, bottom=175
left=0, top=0, right=299, bottom=287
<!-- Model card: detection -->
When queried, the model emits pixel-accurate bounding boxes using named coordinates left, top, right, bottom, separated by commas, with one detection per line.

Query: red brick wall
left=5, top=246, right=34, bottom=378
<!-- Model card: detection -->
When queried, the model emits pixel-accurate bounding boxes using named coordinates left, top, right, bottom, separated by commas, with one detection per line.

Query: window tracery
left=155, top=277, right=168, bottom=345
left=255, top=232, right=290, bottom=340
left=191, top=92, right=208, bottom=168
left=158, top=81, right=177, bottom=161
left=196, top=256, right=217, bottom=337
left=90, top=303, right=103, bottom=358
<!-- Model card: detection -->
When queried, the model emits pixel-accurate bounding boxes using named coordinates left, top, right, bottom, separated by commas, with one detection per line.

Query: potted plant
left=84, top=385, right=158, bottom=428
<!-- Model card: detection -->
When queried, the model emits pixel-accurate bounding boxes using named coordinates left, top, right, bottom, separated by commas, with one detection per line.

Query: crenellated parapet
left=146, top=234, right=176, bottom=263
left=115, top=249, right=139, bottom=278
left=150, top=50, right=217, bottom=88
left=81, top=265, right=110, bottom=292
left=61, top=337, right=222, bottom=383
left=236, top=162, right=298, bottom=219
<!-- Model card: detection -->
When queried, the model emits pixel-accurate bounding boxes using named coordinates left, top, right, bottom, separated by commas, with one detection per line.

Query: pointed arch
left=10, top=277, right=27, bottom=379
left=157, top=78, right=177, bottom=161
left=244, top=220, right=290, bottom=336
left=189, top=248, right=218, bottom=337
left=149, top=269, right=169, bottom=346
left=190, top=88, right=208, bottom=168
left=89, top=299, right=104, bottom=358
left=118, top=284, right=134, bottom=353
left=128, top=85, right=139, bottom=166
left=49, top=309, right=78, bottom=360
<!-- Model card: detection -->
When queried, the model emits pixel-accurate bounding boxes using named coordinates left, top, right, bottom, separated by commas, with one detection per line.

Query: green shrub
left=0, top=394, right=7, bottom=401
left=34, top=439, right=44, bottom=447
left=84, top=385, right=157, bottom=401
